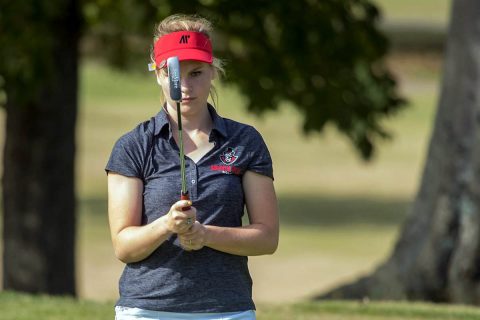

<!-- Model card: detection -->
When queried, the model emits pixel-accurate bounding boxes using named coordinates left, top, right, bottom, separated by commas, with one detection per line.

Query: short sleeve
left=246, top=127, right=274, bottom=180
left=105, top=130, right=147, bottom=178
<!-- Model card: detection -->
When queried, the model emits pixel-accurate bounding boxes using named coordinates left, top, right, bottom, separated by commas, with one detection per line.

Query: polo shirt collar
left=208, top=104, right=227, bottom=138
left=153, top=104, right=227, bottom=138
left=153, top=107, right=170, bottom=136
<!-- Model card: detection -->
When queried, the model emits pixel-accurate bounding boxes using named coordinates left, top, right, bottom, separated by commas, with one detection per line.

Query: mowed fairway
left=73, top=48, right=441, bottom=305
left=4, top=291, right=480, bottom=320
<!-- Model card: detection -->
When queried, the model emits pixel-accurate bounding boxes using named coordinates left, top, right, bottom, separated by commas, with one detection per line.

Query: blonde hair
left=151, top=14, right=224, bottom=108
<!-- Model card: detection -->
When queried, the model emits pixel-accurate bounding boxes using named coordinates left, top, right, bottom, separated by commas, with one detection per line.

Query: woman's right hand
left=163, top=200, right=196, bottom=234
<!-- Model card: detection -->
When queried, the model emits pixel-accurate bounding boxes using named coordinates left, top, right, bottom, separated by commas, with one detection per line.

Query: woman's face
left=157, top=60, right=215, bottom=115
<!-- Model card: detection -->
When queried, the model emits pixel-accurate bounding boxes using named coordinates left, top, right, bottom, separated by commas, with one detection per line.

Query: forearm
left=113, top=216, right=172, bottom=263
left=204, top=223, right=278, bottom=256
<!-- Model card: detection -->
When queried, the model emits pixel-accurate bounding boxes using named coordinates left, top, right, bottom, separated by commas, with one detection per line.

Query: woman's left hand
left=179, top=221, right=207, bottom=251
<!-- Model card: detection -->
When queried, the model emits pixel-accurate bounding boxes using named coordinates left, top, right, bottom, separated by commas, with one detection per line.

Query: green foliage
left=1, top=0, right=405, bottom=159
left=209, top=1, right=405, bottom=159
left=83, top=0, right=405, bottom=159
left=208, top=0, right=406, bottom=159
left=82, top=0, right=155, bottom=68
left=0, top=0, right=81, bottom=106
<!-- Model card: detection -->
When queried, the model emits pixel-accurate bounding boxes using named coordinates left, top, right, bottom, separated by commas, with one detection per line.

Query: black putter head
left=167, top=56, right=182, bottom=102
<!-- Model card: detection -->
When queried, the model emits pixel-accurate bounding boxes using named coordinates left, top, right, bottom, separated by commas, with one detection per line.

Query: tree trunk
left=2, top=0, right=80, bottom=296
left=318, top=0, right=480, bottom=304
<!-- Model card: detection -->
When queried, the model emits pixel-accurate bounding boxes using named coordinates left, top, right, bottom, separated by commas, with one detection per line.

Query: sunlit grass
left=259, top=300, right=480, bottom=320
left=3, top=291, right=480, bottom=320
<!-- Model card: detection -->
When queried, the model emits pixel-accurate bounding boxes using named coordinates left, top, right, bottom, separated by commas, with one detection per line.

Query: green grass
left=3, top=291, right=480, bottom=320
left=0, top=292, right=113, bottom=320
left=259, top=300, right=480, bottom=320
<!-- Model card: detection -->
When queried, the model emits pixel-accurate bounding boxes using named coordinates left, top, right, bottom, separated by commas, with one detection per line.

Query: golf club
left=167, top=56, right=191, bottom=211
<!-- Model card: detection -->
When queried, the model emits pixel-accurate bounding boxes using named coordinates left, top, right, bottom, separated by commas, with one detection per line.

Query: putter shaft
left=176, top=101, right=190, bottom=210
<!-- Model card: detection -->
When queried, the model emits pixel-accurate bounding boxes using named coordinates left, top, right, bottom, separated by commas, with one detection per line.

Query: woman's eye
left=191, top=71, right=202, bottom=77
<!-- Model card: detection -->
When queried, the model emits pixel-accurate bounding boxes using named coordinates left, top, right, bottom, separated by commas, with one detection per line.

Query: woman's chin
left=178, top=104, right=200, bottom=116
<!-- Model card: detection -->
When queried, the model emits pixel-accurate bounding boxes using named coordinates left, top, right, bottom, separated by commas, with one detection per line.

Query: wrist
left=158, top=215, right=174, bottom=235
left=203, top=224, right=212, bottom=247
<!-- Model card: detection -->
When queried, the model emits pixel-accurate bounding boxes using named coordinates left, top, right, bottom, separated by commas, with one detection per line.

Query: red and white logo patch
left=211, top=147, right=241, bottom=175
left=219, top=147, right=238, bottom=165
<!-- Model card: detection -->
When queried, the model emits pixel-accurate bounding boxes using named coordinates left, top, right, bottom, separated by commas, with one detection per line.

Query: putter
left=167, top=56, right=191, bottom=211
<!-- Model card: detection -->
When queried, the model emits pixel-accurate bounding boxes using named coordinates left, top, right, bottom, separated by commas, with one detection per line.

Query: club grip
left=181, top=192, right=191, bottom=211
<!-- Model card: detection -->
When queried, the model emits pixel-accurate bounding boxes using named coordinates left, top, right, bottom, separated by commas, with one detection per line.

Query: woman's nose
left=180, top=77, right=191, bottom=90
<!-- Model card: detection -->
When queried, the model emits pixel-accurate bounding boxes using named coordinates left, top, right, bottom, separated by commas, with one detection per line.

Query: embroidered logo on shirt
left=211, top=147, right=241, bottom=175
left=219, top=147, right=238, bottom=165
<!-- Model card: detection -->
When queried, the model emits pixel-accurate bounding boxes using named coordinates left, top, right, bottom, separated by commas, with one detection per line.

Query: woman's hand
left=163, top=200, right=196, bottom=234
left=178, top=221, right=207, bottom=251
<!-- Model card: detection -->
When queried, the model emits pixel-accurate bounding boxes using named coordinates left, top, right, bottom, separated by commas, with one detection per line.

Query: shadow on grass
left=277, top=195, right=411, bottom=227
left=80, top=195, right=411, bottom=228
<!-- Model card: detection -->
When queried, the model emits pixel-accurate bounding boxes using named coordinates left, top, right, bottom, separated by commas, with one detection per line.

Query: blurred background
left=0, top=0, right=452, bottom=309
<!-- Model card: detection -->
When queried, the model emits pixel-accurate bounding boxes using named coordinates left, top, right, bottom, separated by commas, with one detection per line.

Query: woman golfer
left=106, top=14, right=278, bottom=320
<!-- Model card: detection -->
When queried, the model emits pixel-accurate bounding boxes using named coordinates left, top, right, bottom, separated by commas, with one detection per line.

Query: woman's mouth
left=181, top=97, right=195, bottom=101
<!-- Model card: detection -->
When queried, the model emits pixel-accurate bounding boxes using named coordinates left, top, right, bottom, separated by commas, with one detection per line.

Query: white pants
left=115, top=306, right=256, bottom=320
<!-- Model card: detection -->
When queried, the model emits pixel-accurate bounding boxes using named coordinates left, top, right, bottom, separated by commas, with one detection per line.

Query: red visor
left=154, top=31, right=213, bottom=68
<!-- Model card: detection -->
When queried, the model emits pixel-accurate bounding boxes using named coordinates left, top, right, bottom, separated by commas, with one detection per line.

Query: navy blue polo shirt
left=105, top=105, right=273, bottom=313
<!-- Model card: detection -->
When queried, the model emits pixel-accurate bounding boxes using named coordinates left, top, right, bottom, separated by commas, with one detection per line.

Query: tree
left=319, top=0, right=480, bottom=304
left=0, top=0, right=402, bottom=295
left=0, top=0, right=80, bottom=295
